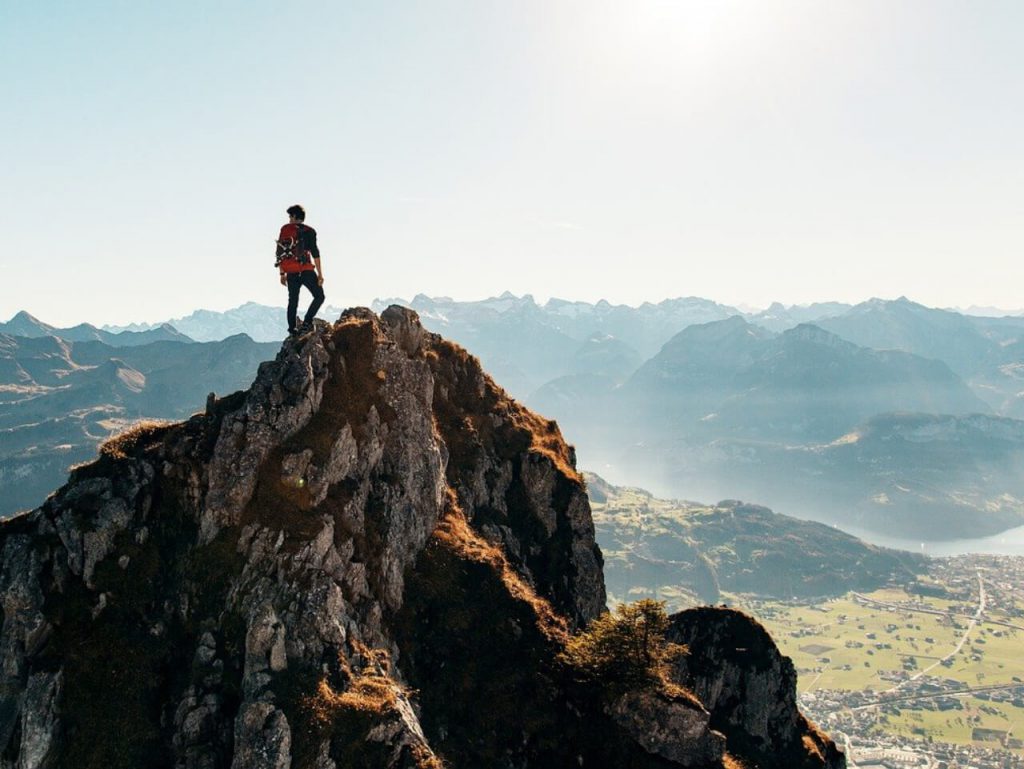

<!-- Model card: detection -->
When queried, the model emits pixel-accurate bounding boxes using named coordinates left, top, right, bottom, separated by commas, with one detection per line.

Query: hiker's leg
left=286, top=274, right=301, bottom=331
left=302, top=271, right=325, bottom=324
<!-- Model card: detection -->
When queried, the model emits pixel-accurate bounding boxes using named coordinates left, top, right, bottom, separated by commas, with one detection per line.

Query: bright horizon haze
left=3, top=1, right=1022, bottom=327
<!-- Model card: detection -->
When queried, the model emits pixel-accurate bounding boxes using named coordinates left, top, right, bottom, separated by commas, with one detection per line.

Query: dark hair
left=286, top=204, right=306, bottom=221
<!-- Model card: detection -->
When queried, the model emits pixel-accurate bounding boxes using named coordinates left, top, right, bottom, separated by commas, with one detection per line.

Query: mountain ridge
left=0, top=307, right=843, bottom=768
left=0, top=311, right=192, bottom=347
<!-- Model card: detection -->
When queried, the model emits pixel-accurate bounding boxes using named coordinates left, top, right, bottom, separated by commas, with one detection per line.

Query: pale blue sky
left=2, top=1, right=1022, bottom=326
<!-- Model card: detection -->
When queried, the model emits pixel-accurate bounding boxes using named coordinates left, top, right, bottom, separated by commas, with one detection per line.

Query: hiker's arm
left=309, top=229, right=323, bottom=283
left=307, top=228, right=321, bottom=260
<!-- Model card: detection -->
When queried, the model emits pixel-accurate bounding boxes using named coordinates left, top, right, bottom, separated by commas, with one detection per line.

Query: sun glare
left=578, top=0, right=774, bottom=84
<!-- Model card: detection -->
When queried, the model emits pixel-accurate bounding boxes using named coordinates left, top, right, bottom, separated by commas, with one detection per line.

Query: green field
left=872, top=700, right=1023, bottom=746
left=735, top=587, right=1024, bottom=751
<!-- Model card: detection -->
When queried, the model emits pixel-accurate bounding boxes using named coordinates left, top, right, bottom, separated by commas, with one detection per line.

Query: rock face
left=605, top=689, right=725, bottom=767
left=667, top=608, right=846, bottom=769
left=0, top=307, right=843, bottom=769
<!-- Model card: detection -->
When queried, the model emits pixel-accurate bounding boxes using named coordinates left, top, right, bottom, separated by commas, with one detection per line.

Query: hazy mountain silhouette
left=748, top=301, right=853, bottom=332
left=530, top=317, right=1017, bottom=539
left=1, top=311, right=191, bottom=346
left=376, top=292, right=739, bottom=354
left=537, top=317, right=986, bottom=446
left=813, top=297, right=999, bottom=377
left=567, top=333, right=644, bottom=381
left=102, top=301, right=348, bottom=343
left=94, top=293, right=1024, bottom=409
left=0, top=333, right=278, bottom=516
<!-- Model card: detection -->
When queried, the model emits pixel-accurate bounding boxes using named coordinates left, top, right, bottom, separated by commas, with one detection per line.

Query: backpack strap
left=294, top=223, right=310, bottom=264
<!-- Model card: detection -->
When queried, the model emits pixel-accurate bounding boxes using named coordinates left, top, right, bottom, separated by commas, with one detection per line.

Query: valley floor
left=733, top=555, right=1024, bottom=769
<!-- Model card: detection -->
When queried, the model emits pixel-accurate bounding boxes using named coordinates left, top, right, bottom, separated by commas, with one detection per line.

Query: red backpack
left=274, top=225, right=311, bottom=269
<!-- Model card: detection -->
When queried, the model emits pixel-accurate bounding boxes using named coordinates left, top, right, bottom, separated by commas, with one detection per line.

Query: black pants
left=287, top=271, right=325, bottom=331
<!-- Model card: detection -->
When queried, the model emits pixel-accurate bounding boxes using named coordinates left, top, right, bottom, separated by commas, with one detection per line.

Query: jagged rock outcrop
left=605, top=689, right=725, bottom=766
left=0, top=307, right=842, bottom=768
left=667, top=608, right=845, bottom=769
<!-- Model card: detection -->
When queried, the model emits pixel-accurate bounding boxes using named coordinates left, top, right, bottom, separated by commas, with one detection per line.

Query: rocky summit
left=0, top=306, right=844, bottom=769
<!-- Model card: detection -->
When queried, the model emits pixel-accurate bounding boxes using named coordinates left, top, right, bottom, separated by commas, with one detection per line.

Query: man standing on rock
left=276, top=204, right=325, bottom=335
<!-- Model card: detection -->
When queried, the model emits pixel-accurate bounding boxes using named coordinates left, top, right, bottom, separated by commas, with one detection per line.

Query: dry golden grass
left=303, top=642, right=398, bottom=725
left=800, top=717, right=832, bottom=762
left=433, top=492, right=569, bottom=643
left=660, top=679, right=705, bottom=710
left=410, top=745, right=445, bottom=769
left=428, top=338, right=582, bottom=485
left=297, top=640, right=446, bottom=767
left=802, top=733, right=825, bottom=762
left=98, top=419, right=173, bottom=460
left=511, top=407, right=582, bottom=484
left=723, top=753, right=750, bottom=769
left=306, top=676, right=395, bottom=722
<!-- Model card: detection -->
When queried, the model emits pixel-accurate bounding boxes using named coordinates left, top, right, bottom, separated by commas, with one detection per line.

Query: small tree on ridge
left=561, top=599, right=687, bottom=690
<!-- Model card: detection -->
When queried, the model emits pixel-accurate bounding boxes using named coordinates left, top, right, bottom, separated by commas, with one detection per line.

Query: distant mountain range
left=0, top=332, right=277, bottom=516
left=101, top=301, right=348, bottom=342
left=85, top=293, right=1024, bottom=408
left=532, top=318, right=1024, bottom=538
left=373, top=293, right=750, bottom=395
left=747, top=301, right=855, bottom=332
left=626, top=318, right=986, bottom=440
left=0, top=310, right=191, bottom=346
left=5, top=293, right=1024, bottom=539
left=816, top=297, right=1012, bottom=378
left=19, top=292, right=1011, bottom=401
left=812, top=297, right=1024, bottom=418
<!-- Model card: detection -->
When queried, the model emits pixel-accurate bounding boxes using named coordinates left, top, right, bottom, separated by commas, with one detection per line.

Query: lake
left=840, top=523, right=1024, bottom=557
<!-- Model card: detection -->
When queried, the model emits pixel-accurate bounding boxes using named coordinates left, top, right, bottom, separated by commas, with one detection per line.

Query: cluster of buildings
left=803, top=686, right=1024, bottom=769
left=929, top=556, right=1024, bottom=623
left=796, top=554, right=1024, bottom=769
